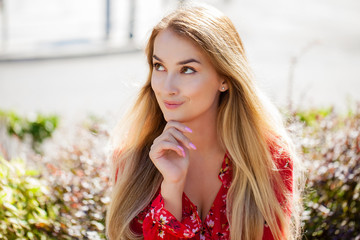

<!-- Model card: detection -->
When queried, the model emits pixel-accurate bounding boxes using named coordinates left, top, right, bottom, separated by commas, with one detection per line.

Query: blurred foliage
left=0, top=157, right=59, bottom=240
left=0, top=115, right=110, bottom=239
left=295, top=107, right=333, bottom=126
left=82, top=114, right=105, bottom=135
left=293, top=106, right=360, bottom=239
left=0, top=110, right=58, bottom=153
left=43, top=122, right=110, bottom=240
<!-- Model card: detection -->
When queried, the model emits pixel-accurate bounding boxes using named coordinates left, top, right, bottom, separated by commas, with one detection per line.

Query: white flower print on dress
left=192, top=226, right=199, bottom=233
left=158, top=229, right=165, bottom=238
left=207, top=219, right=215, bottom=228
left=190, top=212, right=197, bottom=221
left=183, top=231, right=192, bottom=237
left=159, top=214, right=168, bottom=225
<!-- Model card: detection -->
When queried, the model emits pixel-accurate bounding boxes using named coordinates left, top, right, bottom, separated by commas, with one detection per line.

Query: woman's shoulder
left=267, top=135, right=293, bottom=171
left=130, top=188, right=161, bottom=234
left=267, top=135, right=293, bottom=200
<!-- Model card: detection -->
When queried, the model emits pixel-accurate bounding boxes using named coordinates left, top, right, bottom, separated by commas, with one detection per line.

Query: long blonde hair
left=106, top=3, right=302, bottom=240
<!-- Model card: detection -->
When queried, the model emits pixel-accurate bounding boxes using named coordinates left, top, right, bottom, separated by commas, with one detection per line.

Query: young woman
left=106, top=3, right=302, bottom=240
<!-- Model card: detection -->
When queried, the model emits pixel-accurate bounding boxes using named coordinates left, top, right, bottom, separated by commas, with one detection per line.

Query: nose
left=163, top=72, right=179, bottom=95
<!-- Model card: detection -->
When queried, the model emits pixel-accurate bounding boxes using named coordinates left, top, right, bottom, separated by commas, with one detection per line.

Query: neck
left=182, top=109, right=224, bottom=160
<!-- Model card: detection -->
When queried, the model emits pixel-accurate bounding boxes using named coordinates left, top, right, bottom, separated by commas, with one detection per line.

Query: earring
left=221, top=87, right=225, bottom=91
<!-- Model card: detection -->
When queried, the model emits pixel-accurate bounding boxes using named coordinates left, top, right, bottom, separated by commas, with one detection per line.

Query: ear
left=219, top=80, right=228, bottom=92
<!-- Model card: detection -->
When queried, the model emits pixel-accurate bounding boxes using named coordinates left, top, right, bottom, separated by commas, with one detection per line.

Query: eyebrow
left=153, top=55, right=201, bottom=65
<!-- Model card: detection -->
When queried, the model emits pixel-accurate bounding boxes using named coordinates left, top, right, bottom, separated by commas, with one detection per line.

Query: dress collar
left=218, top=152, right=233, bottom=188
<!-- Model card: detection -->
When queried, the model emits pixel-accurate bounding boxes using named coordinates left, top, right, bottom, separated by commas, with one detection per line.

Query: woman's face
left=151, top=29, right=227, bottom=123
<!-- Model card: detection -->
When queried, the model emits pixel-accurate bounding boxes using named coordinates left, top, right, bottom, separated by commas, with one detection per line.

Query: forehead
left=153, top=29, right=206, bottom=63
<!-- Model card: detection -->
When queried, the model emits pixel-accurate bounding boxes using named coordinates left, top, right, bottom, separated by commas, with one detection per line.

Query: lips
left=164, top=100, right=183, bottom=109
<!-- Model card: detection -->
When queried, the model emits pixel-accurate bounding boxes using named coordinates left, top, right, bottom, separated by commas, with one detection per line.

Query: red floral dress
left=128, top=145, right=293, bottom=239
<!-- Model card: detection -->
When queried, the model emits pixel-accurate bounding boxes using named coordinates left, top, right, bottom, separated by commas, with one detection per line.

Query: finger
left=164, top=121, right=193, bottom=134
left=165, top=128, right=196, bottom=150
left=150, top=141, right=185, bottom=159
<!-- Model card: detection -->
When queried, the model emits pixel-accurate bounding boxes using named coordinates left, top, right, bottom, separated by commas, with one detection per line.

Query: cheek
left=151, top=75, right=160, bottom=94
left=188, top=77, right=219, bottom=103
left=194, top=90, right=218, bottom=107
left=151, top=76, right=164, bottom=107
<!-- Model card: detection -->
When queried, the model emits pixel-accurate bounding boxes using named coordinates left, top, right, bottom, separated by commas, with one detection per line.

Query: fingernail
left=185, top=127, right=192, bottom=133
left=189, top=143, right=197, bottom=150
left=177, top=145, right=186, bottom=157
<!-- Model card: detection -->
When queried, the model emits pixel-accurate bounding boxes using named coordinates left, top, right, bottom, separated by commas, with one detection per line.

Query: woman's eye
left=181, top=67, right=196, bottom=74
left=153, top=63, right=165, bottom=71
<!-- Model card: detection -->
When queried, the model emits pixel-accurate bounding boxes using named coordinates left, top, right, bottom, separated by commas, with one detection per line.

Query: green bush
left=0, top=115, right=111, bottom=239
left=0, top=110, right=58, bottom=153
left=294, top=106, right=360, bottom=239
left=295, top=107, right=333, bottom=127
left=44, top=136, right=110, bottom=239
left=0, top=157, right=59, bottom=240
left=32, top=117, right=110, bottom=239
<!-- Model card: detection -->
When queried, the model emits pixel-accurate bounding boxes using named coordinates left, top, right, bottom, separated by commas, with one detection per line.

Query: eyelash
left=153, top=63, right=164, bottom=71
left=153, top=63, right=197, bottom=74
left=181, top=66, right=196, bottom=74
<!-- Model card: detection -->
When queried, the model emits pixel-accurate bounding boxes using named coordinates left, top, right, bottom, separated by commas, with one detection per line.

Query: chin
left=163, top=113, right=182, bottom=122
left=164, top=116, right=182, bottom=122
left=164, top=114, right=192, bottom=123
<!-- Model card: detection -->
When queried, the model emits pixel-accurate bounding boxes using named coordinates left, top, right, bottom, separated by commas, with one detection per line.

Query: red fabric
left=127, top=144, right=293, bottom=239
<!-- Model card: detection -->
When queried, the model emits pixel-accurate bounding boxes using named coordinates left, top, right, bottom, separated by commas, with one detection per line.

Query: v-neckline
left=183, top=152, right=230, bottom=224
left=183, top=182, right=224, bottom=224
left=201, top=183, right=224, bottom=224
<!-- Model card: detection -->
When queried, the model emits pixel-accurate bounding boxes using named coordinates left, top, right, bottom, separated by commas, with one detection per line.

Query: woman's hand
left=149, top=121, right=196, bottom=184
